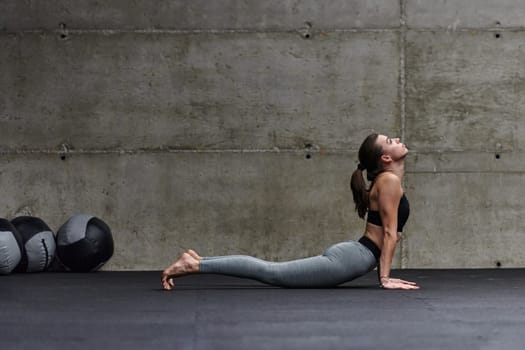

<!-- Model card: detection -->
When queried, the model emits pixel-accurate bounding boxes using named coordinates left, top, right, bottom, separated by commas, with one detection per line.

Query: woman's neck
left=383, top=162, right=405, bottom=179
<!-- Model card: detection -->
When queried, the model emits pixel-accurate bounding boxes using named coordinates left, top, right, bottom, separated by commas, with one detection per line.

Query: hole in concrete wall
left=495, top=21, right=501, bottom=26
left=299, top=21, right=312, bottom=39
left=494, top=33, right=501, bottom=39
left=59, top=22, right=68, bottom=40
left=304, top=143, right=313, bottom=159
left=496, top=261, right=502, bottom=267
left=59, top=143, right=71, bottom=160
left=495, top=143, right=502, bottom=159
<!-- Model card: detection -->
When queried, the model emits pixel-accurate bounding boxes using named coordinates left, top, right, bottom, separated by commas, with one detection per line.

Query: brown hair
left=350, top=133, right=384, bottom=218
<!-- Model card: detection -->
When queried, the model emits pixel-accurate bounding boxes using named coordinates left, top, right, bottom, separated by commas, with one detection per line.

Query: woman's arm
left=376, top=173, right=419, bottom=290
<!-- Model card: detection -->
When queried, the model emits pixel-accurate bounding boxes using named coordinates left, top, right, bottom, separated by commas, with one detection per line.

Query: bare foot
left=161, top=252, right=200, bottom=290
left=186, top=249, right=202, bottom=261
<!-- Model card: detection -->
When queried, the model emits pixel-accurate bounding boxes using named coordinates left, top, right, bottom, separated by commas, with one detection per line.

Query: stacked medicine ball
left=0, top=214, right=114, bottom=275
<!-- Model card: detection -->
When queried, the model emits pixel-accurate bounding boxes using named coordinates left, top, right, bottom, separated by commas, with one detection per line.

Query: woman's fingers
left=382, top=279, right=420, bottom=290
left=389, top=278, right=418, bottom=285
left=399, top=282, right=420, bottom=290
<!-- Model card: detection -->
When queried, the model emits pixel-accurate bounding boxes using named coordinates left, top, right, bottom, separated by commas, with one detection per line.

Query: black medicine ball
left=0, top=219, right=24, bottom=274
left=56, top=215, right=114, bottom=272
left=11, top=216, right=57, bottom=273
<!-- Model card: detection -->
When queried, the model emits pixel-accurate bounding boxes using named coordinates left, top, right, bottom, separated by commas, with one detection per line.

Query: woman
left=161, top=134, right=419, bottom=290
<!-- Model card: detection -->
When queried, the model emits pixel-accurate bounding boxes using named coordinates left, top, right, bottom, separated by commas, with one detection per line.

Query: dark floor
left=2, top=269, right=525, bottom=350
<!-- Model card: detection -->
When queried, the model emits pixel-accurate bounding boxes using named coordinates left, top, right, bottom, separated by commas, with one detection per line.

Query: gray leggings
left=199, top=240, right=378, bottom=288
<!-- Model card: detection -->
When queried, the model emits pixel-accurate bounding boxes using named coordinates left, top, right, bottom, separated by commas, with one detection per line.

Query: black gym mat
left=1, top=269, right=524, bottom=349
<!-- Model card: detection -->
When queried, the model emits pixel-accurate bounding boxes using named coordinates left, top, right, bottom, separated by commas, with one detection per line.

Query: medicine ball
left=11, top=216, right=57, bottom=273
left=0, top=218, right=23, bottom=275
left=56, top=215, right=114, bottom=272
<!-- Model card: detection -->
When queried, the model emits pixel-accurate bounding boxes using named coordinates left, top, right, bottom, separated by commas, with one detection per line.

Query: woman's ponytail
left=350, top=133, right=383, bottom=219
left=350, top=166, right=368, bottom=219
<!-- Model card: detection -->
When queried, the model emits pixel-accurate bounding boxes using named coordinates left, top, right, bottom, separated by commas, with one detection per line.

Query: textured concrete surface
left=0, top=31, right=399, bottom=151
left=1, top=1, right=525, bottom=269
left=1, top=0, right=400, bottom=30
left=406, top=0, right=525, bottom=28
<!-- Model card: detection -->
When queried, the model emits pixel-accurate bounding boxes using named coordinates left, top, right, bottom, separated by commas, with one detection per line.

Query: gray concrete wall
left=1, top=0, right=525, bottom=270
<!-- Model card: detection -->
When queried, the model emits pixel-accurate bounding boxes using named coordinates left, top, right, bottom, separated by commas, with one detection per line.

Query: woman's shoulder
left=375, top=171, right=401, bottom=185
left=374, top=172, right=402, bottom=193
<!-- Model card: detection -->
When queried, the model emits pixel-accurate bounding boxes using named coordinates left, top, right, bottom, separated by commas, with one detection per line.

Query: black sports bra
left=366, top=194, right=410, bottom=232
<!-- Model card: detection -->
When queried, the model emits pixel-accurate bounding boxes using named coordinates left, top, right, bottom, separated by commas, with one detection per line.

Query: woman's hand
left=380, top=277, right=420, bottom=290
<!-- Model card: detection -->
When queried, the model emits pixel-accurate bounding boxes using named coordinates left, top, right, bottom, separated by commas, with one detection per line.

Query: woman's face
left=377, top=134, right=408, bottom=161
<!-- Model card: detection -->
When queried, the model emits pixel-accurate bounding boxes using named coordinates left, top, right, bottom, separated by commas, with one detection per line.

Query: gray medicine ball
left=56, top=214, right=114, bottom=272
left=0, top=218, right=23, bottom=275
left=11, top=216, right=57, bottom=273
